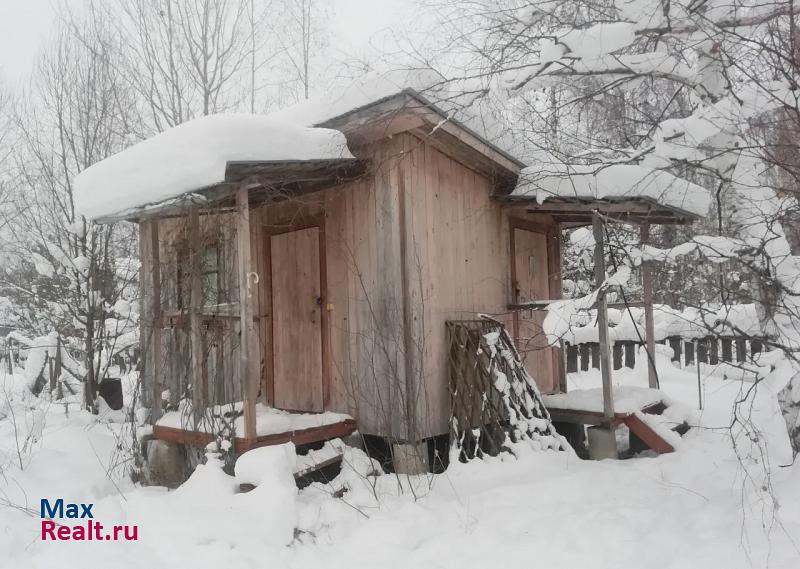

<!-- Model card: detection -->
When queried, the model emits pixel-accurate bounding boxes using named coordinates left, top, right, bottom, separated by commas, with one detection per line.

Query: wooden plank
left=721, top=337, right=733, bottom=362
left=566, top=344, right=578, bottom=373
left=669, top=337, right=682, bottom=365
left=580, top=343, right=591, bottom=371
left=236, top=419, right=357, bottom=453
left=623, top=413, right=674, bottom=454
left=709, top=337, right=719, bottom=365
left=270, top=226, right=324, bottom=412
left=236, top=188, right=258, bottom=441
left=294, top=454, right=343, bottom=479
left=152, top=424, right=215, bottom=447
left=613, top=342, right=623, bottom=370
left=318, top=218, right=332, bottom=409
left=697, top=339, right=708, bottom=364
left=735, top=338, right=747, bottom=362
left=685, top=340, right=695, bottom=366
left=590, top=343, right=600, bottom=369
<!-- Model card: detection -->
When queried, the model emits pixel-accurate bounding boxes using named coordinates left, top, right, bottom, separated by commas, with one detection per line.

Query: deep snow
left=1, top=355, right=799, bottom=569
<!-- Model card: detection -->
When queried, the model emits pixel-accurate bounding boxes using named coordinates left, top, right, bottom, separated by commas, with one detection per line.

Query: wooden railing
left=564, top=335, right=766, bottom=373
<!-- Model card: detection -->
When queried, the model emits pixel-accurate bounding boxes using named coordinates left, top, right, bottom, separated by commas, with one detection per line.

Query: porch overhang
left=497, top=195, right=699, bottom=226
left=96, top=158, right=367, bottom=223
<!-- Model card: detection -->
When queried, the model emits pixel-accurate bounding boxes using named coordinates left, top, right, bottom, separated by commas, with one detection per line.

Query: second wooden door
left=512, top=227, right=555, bottom=392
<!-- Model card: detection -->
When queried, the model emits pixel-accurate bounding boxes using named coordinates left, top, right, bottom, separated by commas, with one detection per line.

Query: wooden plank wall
left=251, top=136, right=410, bottom=439
left=398, top=134, right=558, bottom=440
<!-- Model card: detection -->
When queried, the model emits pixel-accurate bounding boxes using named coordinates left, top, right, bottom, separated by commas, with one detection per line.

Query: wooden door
left=270, top=226, right=324, bottom=412
left=512, top=227, right=555, bottom=392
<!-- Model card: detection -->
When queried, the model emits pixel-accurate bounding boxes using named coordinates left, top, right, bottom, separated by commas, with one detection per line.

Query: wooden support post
left=236, top=188, right=258, bottom=442
left=592, top=214, right=615, bottom=422
left=149, top=220, right=163, bottom=423
left=640, top=223, right=659, bottom=389
left=188, top=208, right=205, bottom=416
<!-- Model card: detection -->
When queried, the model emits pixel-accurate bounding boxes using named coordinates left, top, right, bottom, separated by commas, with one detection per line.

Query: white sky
left=0, top=0, right=415, bottom=84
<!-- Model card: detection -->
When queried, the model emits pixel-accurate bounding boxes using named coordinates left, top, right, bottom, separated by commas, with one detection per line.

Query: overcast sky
left=0, top=0, right=414, bottom=84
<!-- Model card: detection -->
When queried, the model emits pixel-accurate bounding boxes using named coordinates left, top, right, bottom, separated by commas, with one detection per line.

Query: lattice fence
left=447, top=318, right=564, bottom=461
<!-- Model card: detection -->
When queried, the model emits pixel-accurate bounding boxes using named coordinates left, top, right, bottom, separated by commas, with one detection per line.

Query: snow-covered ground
left=1, top=355, right=799, bottom=569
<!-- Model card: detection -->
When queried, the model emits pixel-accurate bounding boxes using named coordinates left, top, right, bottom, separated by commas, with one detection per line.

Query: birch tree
left=1, top=13, right=139, bottom=410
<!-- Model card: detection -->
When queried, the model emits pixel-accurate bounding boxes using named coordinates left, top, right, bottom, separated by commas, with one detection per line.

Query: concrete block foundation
left=587, top=426, right=619, bottom=460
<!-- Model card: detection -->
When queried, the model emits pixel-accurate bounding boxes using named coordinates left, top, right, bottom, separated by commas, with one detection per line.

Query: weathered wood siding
left=399, top=134, right=560, bottom=439
left=252, top=135, right=410, bottom=439
left=140, top=212, right=244, bottom=416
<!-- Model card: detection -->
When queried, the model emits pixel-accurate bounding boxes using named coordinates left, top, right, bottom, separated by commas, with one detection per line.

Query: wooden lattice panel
left=447, top=319, right=564, bottom=461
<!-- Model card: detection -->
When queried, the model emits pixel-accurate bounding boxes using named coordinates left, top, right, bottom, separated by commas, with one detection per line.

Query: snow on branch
left=543, top=266, right=632, bottom=343
left=640, top=235, right=750, bottom=264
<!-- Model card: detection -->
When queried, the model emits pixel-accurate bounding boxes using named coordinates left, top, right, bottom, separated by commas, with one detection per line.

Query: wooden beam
left=524, top=201, right=660, bottom=214
left=592, top=214, right=615, bottom=424
left=152, top=424, right=215, bottom=448
left=640, top=223, right=659, bottom=389
left=153, top=418, right=357, bottom=452
left=238, top=419, right=357, bottom=453
left=623, top=413, right=674, bottom=454
left=521, top=213, right=685, bottom=226
left=148, top=220, right=163, bottom=423
left=236, top=187, right=258, bottom=441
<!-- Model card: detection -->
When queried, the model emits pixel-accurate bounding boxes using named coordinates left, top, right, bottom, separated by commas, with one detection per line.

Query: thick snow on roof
left=74, top=114, right=354, bottom=221
left=513, top=163, right=711, bottom=217
left=270, top=68, right=524, bottom=165
left=269, top=68, right=445, bottom=127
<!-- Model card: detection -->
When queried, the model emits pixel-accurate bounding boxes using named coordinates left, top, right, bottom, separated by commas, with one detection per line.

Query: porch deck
left=152, top=403, right=357, bottom=453
left=542, top=387, right=683, bottom=455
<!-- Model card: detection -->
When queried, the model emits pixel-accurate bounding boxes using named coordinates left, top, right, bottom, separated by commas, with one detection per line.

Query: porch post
left=236, top=187, right=258, bottom=442
left=592, top=213, right=615, bottom=422
left=640, top=222, right=659, bottom=389
left=147, top=219, right=163, bottom=423
left=188, top=208, right=206, bottom=413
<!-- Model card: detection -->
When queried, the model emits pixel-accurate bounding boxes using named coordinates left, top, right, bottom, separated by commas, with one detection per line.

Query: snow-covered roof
left=512, top=163, right=711, bottom=218
left=270, top=69, right=525, bottom=169
left=74, top=114, right=354, bottom=221
left=269, top=68, right=445, bottom=128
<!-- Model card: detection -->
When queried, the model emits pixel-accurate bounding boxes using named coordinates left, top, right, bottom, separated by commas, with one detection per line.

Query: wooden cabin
left=74, top=81, right=704, bottom=470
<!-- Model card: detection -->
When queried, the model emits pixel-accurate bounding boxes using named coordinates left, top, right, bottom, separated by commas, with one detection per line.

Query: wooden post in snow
left=236, top=187, right=258, bottom=442
left=592, top=214, right=615, bottom=422
left=149, top=220, right=163, bottom=422
left=640, top=222, right=659, bottom=389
